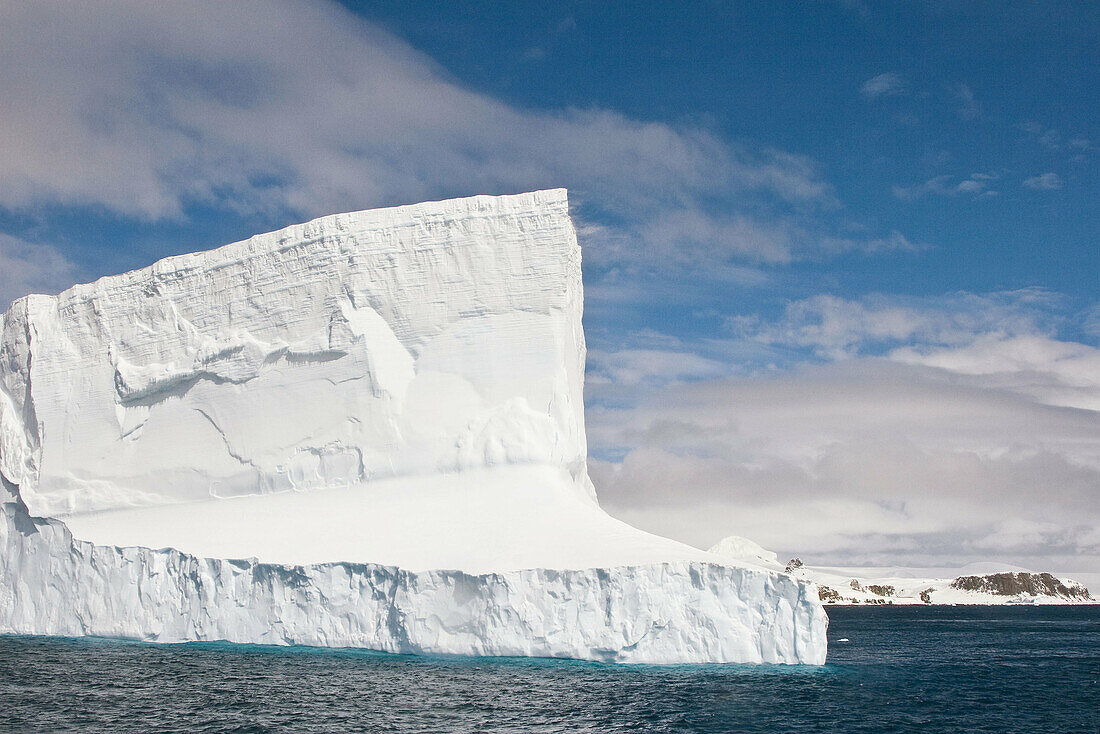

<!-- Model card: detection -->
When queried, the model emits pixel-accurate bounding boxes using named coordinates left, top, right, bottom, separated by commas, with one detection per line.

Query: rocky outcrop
left=951, top=573, right=1093, bottom=601
left=710, top=535, right=1094, bottom=606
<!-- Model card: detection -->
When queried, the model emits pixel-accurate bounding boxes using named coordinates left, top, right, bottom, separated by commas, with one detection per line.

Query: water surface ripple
left=1, top=606, right=1097, bottom=732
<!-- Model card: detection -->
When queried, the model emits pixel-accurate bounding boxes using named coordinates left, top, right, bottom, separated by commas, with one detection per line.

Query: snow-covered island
left=0, top=190, right=826, bottom=664
left=710, top=536, right=1094, bottom=605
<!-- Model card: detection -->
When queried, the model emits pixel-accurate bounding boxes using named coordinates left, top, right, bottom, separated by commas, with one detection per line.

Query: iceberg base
left=0, top=484, right=827, bottom=665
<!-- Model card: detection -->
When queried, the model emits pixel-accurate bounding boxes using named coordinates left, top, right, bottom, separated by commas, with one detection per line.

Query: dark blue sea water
left=1, top=606, right=1097, bottom=733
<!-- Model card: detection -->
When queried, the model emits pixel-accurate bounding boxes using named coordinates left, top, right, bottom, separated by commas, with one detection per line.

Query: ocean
left=1, top=605, right=1096, bottom=732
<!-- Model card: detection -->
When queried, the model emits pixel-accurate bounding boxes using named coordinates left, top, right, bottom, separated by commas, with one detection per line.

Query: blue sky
left=1, top=1, right=1098, bottom=576
left=359, top=0, right=1100, bottom=345
left=366, top=1, right=1097, bottom=301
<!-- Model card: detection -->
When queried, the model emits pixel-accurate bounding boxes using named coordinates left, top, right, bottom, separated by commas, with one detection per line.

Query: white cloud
left=953, top=179, right=984, bottom=194
left=860, top=72, right=905, bottom=99
left=0, top=234, right=80, bottom=310
left=1084, top=304, right=1100, bottom=339
left=1021, top=122, right=1092, bottom=154
left=588, top=291, right=1100, bottom=574
left=1023, top=172, right=1064, bottom=190
left=892, top=334, right=1100, bottom=411
left=893, top=172, right=997, bottom=200
left=0, top=0, right=895, bottom=288
left=739, top=289, right=1062, bottom=359
left=587, top=349, right=729, bottom=388
left=956, top=83, right=980, bottom=120
left=591, top=358, right=1100, bottom=572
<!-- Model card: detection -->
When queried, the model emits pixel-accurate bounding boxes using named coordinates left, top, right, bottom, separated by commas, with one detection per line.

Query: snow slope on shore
left=710, top=536, right=1094, bottom=605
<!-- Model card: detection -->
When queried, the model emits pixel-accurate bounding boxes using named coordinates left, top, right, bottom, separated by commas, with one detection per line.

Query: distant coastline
left=708, top=536, right=1094, bottom=606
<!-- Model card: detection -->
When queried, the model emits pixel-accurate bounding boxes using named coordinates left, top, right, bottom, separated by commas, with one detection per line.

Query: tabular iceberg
left=0, top=190, right=826, bottom=664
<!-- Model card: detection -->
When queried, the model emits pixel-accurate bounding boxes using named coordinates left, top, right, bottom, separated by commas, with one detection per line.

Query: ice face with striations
left=0, top=190, right=826, bottom=664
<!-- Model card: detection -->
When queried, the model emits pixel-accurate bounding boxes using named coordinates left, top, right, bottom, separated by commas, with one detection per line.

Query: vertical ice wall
left=3, top=190, right=590, bottom=518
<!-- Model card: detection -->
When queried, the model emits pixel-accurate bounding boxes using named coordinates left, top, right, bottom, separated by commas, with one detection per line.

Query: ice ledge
left=0, top=486, right=827, bottom=665
left=6, top=189, right=572, bottom=313
left=56, top=465, right=711, bottom=572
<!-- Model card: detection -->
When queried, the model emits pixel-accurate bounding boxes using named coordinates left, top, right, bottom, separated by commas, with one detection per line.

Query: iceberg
left=0, top=190, right=826, bottom=664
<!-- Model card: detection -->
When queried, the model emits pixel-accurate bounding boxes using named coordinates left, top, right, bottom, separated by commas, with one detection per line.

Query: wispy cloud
left=1023, top=172, right=1064, bottom=190
left=893, top=334, right=1100, bottom=411
left=1084, top=304, right=1100, bottom=339
left=0, top=0, right=905, bottom=301
left=1021, top=122, right=1092, bottom=153
left=736, top=289, right=1065, bottom=359
left=860, top=72, right=905, bottom=99
left=590, top=356, right=1100, bottom=567
left=956, top=83, right=980, bottom=120
left=0, top=234, right=79, bottom=310
left=587, top=348, right=730, bottom=388
left=585, top=285, right=1099, bottom=569
left=893, top=172, right=998, bottom=200
left=589, top=289, right=1100, bottom=570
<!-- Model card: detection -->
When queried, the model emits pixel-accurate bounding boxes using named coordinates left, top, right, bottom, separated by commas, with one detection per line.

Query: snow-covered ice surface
left=709, top=536, right=1094, bottom=606
left=0, top=190, right=826, bottom=664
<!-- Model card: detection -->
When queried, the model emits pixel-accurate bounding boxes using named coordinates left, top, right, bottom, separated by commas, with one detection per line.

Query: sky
left=1, top=1, right=1098, bottom=578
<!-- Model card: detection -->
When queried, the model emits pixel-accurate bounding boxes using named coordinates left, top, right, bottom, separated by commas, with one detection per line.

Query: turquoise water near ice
left=1, top=606, right=1097, bottom=732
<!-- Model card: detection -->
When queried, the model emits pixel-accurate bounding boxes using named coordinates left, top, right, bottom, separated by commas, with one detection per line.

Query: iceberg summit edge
left=0, top=189, right=827, bottom=664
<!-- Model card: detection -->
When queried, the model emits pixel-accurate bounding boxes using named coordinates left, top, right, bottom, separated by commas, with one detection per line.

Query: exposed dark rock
left=919, top=588, right=934, bottom=604
left=784, top=558, right=804, bottom=573
left=951, top=572, right=1093, bottom=600
left=866, top=584, right=895, bottom=597
left=818, top=585, right=841, bottom=603
left=849, top=579, right=863, bottom=591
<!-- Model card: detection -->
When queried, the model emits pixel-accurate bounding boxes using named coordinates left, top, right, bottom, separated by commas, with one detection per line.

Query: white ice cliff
left=0, top=190, right=826, bottom=664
